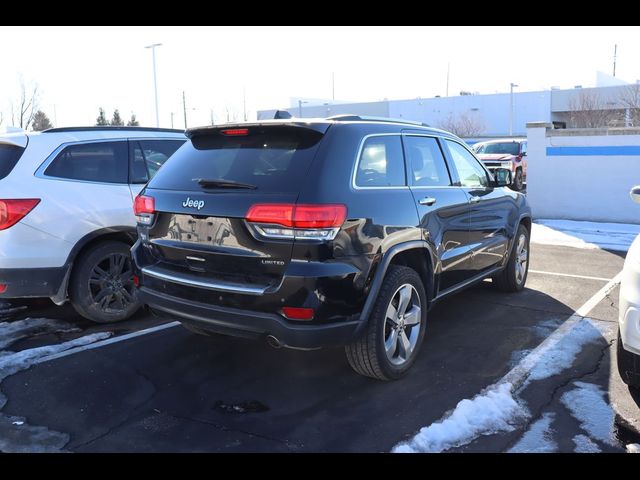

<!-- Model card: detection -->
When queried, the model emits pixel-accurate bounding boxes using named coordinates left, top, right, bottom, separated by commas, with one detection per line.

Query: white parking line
left=502, top=270, right=621, bottom=387
left=529, top=269, right=613, bottom=283
left=34, top=321, right=180, bottom=365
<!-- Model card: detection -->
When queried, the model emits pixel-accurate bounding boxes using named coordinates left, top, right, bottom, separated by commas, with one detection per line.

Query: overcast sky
left=1, top=26, right=639, bottom=129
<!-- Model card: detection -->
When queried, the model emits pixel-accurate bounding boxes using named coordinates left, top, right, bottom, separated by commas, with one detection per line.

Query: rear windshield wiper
left=195, top=178, right=257, bottom=190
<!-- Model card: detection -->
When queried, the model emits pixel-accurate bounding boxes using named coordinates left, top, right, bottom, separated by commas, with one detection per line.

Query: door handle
left=419, top=197, right=437, bottom=206
left=469, top=196, right=481, bottom=203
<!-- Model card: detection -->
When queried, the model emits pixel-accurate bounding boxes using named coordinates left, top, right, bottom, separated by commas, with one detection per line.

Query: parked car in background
left=131, top=116, right=531, bottom=380
left=473, top=138, right=527, bottom=191
left=0, top=126, right=186, bottom=323
left=617, top=185, right=640, bottom=390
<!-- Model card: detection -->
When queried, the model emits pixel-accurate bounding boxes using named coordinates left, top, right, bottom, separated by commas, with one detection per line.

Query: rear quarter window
left=0, top=144, right=26, bottom=180
left=148, top=127, right=323, bottom=192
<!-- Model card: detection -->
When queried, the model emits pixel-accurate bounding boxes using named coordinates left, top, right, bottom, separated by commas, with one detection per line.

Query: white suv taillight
left=133, top=195, right=156, bottom=225
left=0, top=199, right=40, bottom=230
left=246, top=203, right=347, bottom=241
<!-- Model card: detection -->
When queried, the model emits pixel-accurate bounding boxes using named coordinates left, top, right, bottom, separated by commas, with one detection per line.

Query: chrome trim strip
left=142, top=266, right=267, bottom=295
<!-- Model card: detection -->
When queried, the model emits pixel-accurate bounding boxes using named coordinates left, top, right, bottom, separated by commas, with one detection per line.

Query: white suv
left=0, top=126, right=186, bottom=323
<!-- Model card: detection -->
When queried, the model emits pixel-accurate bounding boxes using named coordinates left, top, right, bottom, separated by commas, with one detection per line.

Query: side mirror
left=493, top=168, right=512, bottom=187
left=630, top=185, right=640, bottom=204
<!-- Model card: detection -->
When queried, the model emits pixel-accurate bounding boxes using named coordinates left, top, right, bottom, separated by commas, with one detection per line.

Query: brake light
left=0, top=284, right=6, bottom=294
left=246, top=203, right=347, bottom=241
left=132, top=275, right=139, bottom=287
left=133, top=195, right=155, bottom=225
left=221, top=128, right=249, bottom=136
left=281, top=307, right=314, bottom=321
left=0, top=199, right=40, bottom=231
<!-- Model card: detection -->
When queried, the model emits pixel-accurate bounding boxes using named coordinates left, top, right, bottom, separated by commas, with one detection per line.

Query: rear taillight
left=0, top=284, right=7, bottom=294
left=133, top=195, right=156, bottom=225
left=246, top=203, right=347, bottom=241
left=0, top=199, right=40, bottom=231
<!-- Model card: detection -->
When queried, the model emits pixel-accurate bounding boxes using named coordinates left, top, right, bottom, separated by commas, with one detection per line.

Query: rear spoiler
left=186, top=121, right=331, bottom=139
left=0, top=127, right=28, bottom=148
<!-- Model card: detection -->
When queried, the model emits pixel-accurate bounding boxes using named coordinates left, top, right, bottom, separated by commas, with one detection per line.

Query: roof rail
left=326, top=114, right=430, bottom=128
left=42, top=126, right=184, bottom=134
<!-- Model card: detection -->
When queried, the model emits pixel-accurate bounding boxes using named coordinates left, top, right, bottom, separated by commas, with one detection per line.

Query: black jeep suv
left=131, top=116, right=532, bottom=380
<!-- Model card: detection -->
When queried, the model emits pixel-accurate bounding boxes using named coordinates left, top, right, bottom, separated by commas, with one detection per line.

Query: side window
left=404, top=136, right=451, bottom=187
left=355, top=135, right=405, bottom=187
left=44, top=141, right=128, bottom=183
left=445, top=140, right=489, bottom=188
left=130, top=139, right=186, bottom=184
left=520, top=141, right=527, bottom=156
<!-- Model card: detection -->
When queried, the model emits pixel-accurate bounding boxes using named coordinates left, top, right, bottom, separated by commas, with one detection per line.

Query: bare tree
left=617, top=83, right=640, bottom=127
left=10, top=79, right=39, bottom=130
left=437, top=112, right=486, bottom=137
left=567, top=91, right=620, bottom=128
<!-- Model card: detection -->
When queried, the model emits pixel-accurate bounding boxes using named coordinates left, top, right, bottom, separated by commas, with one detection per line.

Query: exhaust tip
left=266, top=335, right=282, bottom=349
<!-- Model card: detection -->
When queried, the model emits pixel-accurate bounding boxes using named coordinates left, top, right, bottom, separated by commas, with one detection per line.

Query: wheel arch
left=51, top=226, right=137, bottom=304
left=359, top=241, right=435, bottom=324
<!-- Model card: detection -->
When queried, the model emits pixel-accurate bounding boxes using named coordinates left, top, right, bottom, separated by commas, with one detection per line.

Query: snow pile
left=393, top=383, right=527, bottom=453
left=508, top=413, right=556, bottom=453
left=627, top=443, right=640, bottom=453
left=573, top=434, right=601, bottom=453
left=531, top=219, right=640, bottom=252
left=560, top=382, right=616, bottom=447
left=0, top=317, right=80, bottom=349
left=526, top=320, right=605, bottom=383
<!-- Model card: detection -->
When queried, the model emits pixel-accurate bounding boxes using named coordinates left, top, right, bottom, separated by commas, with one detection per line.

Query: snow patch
left=0, top=332, right=112, bottom=452
left=526, top=320, right=605, bottom=383
left=393, top=383, right=527, bottom=453
left=573, top=434, right=601, bottom=453
left=508, top=413, right=557, bottom=453
left=531, top=219, right=640, bottom=252
left=560, top=382, right=616, bottom=447
left=627, top=443, right=640, bottom=453
left=0, top=317, right=80, bottom=349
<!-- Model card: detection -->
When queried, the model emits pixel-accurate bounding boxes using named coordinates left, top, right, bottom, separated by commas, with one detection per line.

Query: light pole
left=145, top=43, right=162, bottom=127
left=509, top=82, right=518, bottom=136
left=298, top=100, right=308, bottom=118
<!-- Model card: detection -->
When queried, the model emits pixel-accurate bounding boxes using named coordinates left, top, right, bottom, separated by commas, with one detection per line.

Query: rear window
left=0, top=144, right=25, bottom=180
left=147, top=127, right=323, bottom=192
left=475, top=142, right=520, bottom=155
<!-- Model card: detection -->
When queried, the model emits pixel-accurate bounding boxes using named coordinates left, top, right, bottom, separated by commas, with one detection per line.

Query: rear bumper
left=139, top=287, right=365, bottom=349
left=0, top=266, right=68, bottom=298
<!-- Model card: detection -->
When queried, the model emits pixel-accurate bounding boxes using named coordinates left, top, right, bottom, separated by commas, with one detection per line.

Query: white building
left=258, top=82, right=640, bottom=138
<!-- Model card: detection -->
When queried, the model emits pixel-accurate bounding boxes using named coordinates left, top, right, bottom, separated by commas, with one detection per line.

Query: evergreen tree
left=127, top=113, right=139, bottom=126
left=31, top=110, right=53, bottom=131
left=111, top=109, right=124, bottom=126
left=96, top=108, right=109, bottom=126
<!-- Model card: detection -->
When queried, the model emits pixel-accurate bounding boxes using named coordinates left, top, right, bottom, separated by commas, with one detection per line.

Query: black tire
left=69, top=241, right=140, bottom=323
left=345, top=265, right=427, bottom=381
left=493, top=223, right=530, bottom=293
left=510, top=169, right=524, bottom=191
left=617, top=328, right=640, bottom=389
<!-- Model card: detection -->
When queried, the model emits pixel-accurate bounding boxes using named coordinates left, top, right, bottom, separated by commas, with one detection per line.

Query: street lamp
left=145, top=43, right=162, bottom=127
left=509, top=82, right=518, bottom=136
left=298, top=100, right=308, bottom=118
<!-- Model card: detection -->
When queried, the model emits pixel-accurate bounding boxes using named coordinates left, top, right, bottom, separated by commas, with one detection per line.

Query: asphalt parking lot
left=0, top=242, right=639, bottom=452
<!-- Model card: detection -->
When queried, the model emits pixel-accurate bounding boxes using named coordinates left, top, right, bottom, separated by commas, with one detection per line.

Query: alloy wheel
left=383, top=283, right=422, bottom=366
left=88, top=253, right=136, bottom=314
